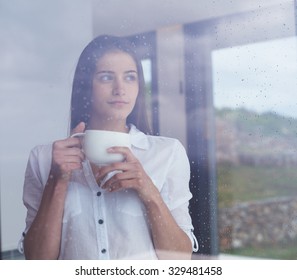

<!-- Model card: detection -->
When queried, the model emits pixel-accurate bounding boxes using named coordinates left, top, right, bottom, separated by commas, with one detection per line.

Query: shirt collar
left=129, top=124, right=150, bottom=150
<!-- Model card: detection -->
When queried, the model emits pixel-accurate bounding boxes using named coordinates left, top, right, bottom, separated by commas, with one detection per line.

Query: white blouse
left=19, top=125, right=198, bottom=259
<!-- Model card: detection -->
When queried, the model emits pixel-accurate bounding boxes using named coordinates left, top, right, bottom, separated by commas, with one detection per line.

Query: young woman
left=19, top=35, right=198, bottom=259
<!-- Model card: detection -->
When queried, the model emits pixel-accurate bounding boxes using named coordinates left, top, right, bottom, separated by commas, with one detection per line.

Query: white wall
left=0, top=0, right=92, bottom=251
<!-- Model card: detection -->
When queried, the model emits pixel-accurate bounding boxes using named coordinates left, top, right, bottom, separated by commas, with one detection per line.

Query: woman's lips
left=109, top=101, right=128, bottom=104
left=108, top=100, right=129, bottom=107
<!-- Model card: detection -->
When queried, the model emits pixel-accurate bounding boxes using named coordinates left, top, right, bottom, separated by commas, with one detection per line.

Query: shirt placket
left=83, top=162, right=110, bottom=259
left=94, top=188, right=109, bottom=259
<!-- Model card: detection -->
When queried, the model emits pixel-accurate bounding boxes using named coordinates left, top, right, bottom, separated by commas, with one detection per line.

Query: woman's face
left=91, top=51, right=139, bottom=123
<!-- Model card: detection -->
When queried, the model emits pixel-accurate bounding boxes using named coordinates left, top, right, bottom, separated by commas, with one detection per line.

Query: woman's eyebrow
left=95, top=70, right=138, bottom=74
left=95, top=70, right=114, bottom=74
left=125, top=70, right=138, bottom=74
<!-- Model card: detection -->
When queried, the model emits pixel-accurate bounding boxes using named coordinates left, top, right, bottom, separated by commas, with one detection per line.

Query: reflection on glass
left=213, top=37, right=297, bottom=259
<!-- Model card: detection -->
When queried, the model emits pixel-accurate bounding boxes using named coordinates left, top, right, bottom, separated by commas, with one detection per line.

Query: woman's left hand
left=94, top=147, right=157, bottom=201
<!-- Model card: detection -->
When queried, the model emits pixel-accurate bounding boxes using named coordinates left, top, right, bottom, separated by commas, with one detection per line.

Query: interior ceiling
left=92, top=0, right=291, bottom=36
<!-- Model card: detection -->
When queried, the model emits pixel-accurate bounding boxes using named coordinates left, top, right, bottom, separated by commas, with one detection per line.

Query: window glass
left=213, top=36, right=297, bottom=259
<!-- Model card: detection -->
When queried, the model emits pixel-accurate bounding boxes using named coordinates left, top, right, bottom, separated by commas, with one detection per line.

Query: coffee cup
left=71, top=130, right=131, bottom=166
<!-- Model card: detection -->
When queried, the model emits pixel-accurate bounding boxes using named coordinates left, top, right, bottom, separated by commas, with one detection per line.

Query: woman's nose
left=112, top=77, right=125, bottom=96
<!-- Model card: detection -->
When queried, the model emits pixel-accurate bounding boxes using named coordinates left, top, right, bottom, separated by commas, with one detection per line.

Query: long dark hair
left=70, top=35, right=151, bottom=134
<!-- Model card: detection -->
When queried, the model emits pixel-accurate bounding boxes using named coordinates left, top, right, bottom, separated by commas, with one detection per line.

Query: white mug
left=71, top=130, right=131, bottom=166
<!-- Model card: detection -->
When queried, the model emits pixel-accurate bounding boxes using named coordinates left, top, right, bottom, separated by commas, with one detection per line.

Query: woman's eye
left=125, top=74, right=138, bottom=82
left=97, top=74, right=113, bottom=82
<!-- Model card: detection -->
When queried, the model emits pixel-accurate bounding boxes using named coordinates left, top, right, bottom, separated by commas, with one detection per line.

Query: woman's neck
left=88, top=118, right=129, bottom=133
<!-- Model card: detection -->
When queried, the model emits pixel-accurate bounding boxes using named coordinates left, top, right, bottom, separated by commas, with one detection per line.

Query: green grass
left=217, top=163, right=297, bottom=208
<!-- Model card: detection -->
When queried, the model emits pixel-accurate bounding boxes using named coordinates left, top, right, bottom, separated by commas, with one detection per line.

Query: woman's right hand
left=50, top=122, right=86, bottom=180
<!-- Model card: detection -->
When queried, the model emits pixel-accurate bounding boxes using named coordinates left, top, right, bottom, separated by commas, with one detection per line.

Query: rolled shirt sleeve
left=160, top=140, right=198, bottom=252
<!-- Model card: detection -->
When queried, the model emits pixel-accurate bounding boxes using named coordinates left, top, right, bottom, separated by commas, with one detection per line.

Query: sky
left=213, top=36, right=297, bottom=119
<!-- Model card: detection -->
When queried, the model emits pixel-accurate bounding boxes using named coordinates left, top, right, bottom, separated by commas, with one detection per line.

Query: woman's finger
left=101, top=170, right=141, bottom=189
left=70, top=121, right=85, bottom=136
left=96, top=161, right=136, bottom=182
left=63, top=147, right=85, bottom=160
left=107, top=146, right=136, bottom=162
left=104, top=178, right=141, bottom=192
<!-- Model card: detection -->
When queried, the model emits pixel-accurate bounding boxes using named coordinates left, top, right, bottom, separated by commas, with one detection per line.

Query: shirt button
left=98, top=219, right=104, bottom=224
left=97, top=191, right=102, bottom=197
left=101, top=249, right=106, bottom=254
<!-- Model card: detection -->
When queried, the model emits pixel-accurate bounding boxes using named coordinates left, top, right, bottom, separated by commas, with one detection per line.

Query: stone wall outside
left=219, top=197, right=297, bottom=250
